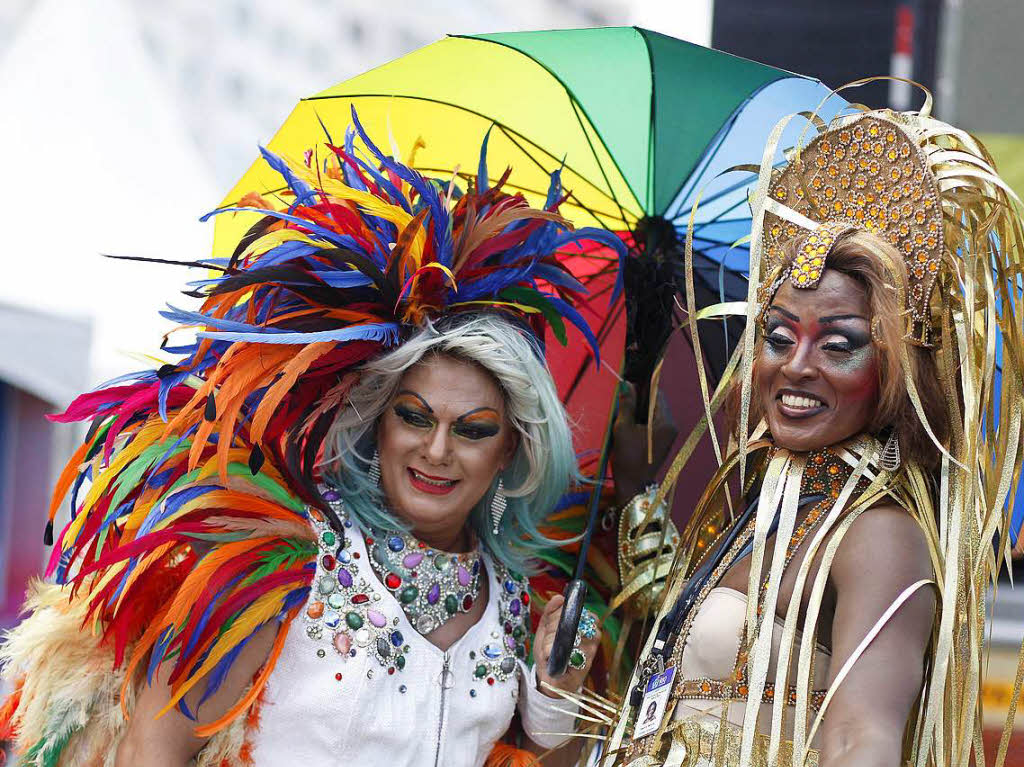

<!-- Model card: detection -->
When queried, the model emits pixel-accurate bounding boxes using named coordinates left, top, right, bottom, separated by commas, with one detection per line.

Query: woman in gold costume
left=599, top=98, right=1024, bottom=767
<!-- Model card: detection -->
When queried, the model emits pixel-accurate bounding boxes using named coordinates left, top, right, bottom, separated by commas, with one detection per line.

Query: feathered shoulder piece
left=6, top=112, right=622, bottom=751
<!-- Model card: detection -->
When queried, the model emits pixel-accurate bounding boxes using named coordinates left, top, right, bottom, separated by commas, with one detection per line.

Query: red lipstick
left=407, top=468, right=459, bottom=496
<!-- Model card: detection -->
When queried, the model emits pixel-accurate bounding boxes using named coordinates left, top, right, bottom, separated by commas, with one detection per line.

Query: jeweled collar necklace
left=367, top=527, right=483, bottom=635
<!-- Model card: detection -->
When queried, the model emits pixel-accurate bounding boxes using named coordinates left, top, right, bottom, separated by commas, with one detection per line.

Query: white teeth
left=410, top=469, right=456, bottom=486
left=780, top=393, right=824, bottom=409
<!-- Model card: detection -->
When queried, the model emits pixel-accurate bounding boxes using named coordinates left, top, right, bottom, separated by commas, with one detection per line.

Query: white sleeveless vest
left=250, top=515, right=537, bottom=767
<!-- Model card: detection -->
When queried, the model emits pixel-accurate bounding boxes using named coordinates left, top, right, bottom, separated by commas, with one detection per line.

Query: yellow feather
left=157, top=583, right=295, bottom=716
left=65, top=422, right=166, bottom=546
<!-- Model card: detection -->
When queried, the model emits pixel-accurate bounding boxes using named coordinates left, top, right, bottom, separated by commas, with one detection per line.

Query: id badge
left=633, top=667, right=675, bottom=738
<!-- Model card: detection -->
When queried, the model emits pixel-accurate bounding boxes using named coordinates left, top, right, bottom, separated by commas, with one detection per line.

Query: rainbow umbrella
left=215, top=27, right=849, bottom=456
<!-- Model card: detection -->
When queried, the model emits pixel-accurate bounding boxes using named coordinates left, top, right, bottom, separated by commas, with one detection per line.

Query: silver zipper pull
left=439, top=651, right=454, bottom=690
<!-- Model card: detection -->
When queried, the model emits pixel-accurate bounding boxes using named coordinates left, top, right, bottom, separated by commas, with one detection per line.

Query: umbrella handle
left=546, top=578, right=589, bottom=677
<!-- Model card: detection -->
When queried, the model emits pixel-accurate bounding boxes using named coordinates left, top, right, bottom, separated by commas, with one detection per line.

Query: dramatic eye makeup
left=391, top=391, right=501, bottom=440
left=453, top=409, right=502, bottom=440
left=763, top=307, right=871, bottom=354
left=393, top=391, right=435, bottom=428
left=818, top=314, right=871, bottom=354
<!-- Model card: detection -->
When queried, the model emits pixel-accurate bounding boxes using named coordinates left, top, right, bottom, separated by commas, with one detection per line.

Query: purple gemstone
left=403, top=552, right=424, bottom=569
left=323, top=489, right=341, bottom=501
left=506, top=636, right=516, bottom=649
left=509, top=599, right=521, bottom=617
left=427, top=583, right=441, bottom=604
left=457, top=565, right=471, bottom=587
left=337, top=568, right=353, bottom=588
left=367, top=609, right=387, bottom=628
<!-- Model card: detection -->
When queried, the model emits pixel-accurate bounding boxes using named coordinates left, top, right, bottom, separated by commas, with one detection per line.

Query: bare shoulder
left=830, top=503, right=934, bottom=589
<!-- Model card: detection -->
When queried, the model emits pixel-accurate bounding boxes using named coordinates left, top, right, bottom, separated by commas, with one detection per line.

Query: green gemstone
left=400, top=586, right=419, bottom=604
left=433, top=554, right=450, bottom=571
left=444, top=595, right=458, bottom=614
left=474, top=663, right=488, bottom=678
left=345, top=612, right=363, bottom=630
left=570, top=649, right=585, bottom=668
left=322, top=531, right=336, bottom=547
left=512, top=627, right=524, bottom=639
left=469, top=651, right=476, bottom=659
left=396, top=654, right=406, bottom=670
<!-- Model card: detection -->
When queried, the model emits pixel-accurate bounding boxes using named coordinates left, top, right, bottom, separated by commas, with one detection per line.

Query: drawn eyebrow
left=395, top=390, right=433, bottom=413
left=456, top=407, right=501, bottom=423
left=819, top=313, right=867, bottom=323
left=767, top=306, right=800, bottom=322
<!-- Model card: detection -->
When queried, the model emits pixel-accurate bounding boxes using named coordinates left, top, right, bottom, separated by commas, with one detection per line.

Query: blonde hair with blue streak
left=321, top=311, right=577, bottom=573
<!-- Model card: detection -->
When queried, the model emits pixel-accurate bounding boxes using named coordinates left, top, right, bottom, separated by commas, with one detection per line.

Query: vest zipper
left=433, top=651, right=451, bottom=767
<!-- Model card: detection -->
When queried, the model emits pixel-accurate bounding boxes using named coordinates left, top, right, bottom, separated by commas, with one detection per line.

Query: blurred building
left=131, top=0, right=628, bottom=187
left=712, top=0, right=942, bottom=113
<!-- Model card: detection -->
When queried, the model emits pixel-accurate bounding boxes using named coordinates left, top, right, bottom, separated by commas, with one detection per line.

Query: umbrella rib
left=566, top=97, right=635, bottom=228
left=662, top=78, right=784, bottom=221
left=492, top=124, right=631, bottom=232
left=448, top=32, right=647, bottom=212
left=301, top=92, right=633, bottom=225
left=664, top=114, right=738, bottom=222
left=669, top=174, right=756, bottom=226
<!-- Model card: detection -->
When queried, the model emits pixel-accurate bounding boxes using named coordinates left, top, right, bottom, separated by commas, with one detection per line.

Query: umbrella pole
left=546, top=381, right=620, bottom=677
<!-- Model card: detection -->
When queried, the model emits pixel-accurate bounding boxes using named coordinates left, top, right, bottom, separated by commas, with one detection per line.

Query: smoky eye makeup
left=821, top=325, right=872, bottom=352
left=392, top=394, right=435, bottom=428
left=453, top=409, right=502, bottom=440
left=763, top=316, right=796, bottom=347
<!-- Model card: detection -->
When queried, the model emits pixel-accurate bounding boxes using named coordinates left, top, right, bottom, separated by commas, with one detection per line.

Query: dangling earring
left=368, top=450, right=381, bottom=485
left=879, top=430, right=901, bottom=472
left=491, top=478, right=507, bottom=535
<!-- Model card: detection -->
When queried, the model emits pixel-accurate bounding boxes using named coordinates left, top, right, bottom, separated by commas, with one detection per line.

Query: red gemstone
left=418, top=541, right=426, bottom=548
left=521, top=592, right=530, bottom=605
left=388, top=667, right=396, bottom=675
left=463, top=595, right=473, bottom=611
left=351, top=593, right=369, bottom=604
left=365, top=537, right=374, bottom=546
left=321, top=555, right=336, bottom=571
left=410, top=571, right=418, bottom=578
left=353, top=552, right=361, bottom=559
left=335, top=673, right=343, bottom=681
left=385, top=573, right=402, bottom=590
left=487, top=677, right=495, bottom=686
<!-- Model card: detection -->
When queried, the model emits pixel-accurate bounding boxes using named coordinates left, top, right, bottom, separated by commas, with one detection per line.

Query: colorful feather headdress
left=23, top=113, right=623, bottom=737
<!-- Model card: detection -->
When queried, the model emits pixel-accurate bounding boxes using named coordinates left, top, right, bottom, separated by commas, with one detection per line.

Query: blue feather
left=256, top=146, right=317, bottom=207
left=198, top=323, right=402, bottom=345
